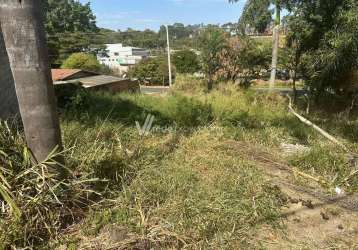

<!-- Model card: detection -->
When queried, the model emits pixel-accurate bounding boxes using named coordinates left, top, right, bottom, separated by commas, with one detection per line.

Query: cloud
left=95, top=10, right=143, bottom=24
left=134, top=18, right=162, bottom=24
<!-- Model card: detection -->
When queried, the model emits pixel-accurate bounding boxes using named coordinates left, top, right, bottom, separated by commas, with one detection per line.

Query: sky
left=79, top=0, right=247, bottom=31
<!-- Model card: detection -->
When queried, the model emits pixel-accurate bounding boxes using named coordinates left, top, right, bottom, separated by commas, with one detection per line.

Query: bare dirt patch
left=225, top=140, right=358, bottom=249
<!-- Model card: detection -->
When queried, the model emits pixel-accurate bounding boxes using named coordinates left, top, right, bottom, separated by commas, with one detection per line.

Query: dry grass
left=74, top=127, right=285, bottom=249
left=2, top=82, right=358, bottom=249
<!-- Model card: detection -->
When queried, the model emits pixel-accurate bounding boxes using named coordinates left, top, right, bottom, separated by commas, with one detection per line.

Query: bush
left=172, top=50, right=201, bottom=74
left=54, top=83, right=90, bottom=110
left=287, top=0, right=358, bottom=97
left=129, top=57, right=175, bottom=86
left=216, top=37, right=271, bottom=87
left=61, top=52, right=103, bottom=73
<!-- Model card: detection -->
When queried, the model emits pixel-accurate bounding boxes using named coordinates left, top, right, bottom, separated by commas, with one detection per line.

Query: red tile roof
left=51, top=69, right=82, bottom=81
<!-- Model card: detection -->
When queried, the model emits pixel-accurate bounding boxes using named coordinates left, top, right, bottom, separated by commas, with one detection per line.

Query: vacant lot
left=2, top=79, right=358, bottom=249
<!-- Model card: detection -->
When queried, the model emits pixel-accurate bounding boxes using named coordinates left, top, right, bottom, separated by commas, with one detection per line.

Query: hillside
left=2, top=77, right=358, bottom=249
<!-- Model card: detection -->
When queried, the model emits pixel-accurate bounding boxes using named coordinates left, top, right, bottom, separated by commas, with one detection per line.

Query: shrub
left=217, top=37, right=271, bottom=87
left=54, top=83, right=90, bottom=110
left=172, top=50, right=201, bottom=74
left=129, top=57, right=175, bottom=86
left=61, top=52, right=102, bottom=72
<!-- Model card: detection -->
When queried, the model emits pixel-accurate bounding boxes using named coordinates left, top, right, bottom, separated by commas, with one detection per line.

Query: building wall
left=0, top=29, right=19, bottom=119
left=97, top=44, right=149, bottom=74
left=92, top=80, right=140, bottom=93
left=107, top=80, right=140, bottom=93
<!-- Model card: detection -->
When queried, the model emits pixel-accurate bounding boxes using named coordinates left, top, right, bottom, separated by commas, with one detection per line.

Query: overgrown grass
left=79, top=128, right=284, bottom=249
left=2, top=81, right=358, bottom=249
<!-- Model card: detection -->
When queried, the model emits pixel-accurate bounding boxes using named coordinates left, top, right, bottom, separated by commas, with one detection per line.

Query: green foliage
left=158, top=23, right=203, bottom=49
left=42, top=0, right=98, bottom=65
left=43, top=0, right=97, bottom=34
left=230, top=0, right=289, bottom=34
left=4, top=84, right=358, bottom=248
left=172, top=74, right=207, bottom=93
left=82, top=127, right=284, bottom=249
left=172, top=50, right=201, bottom=74
left=289, top=145, right=358, bottom=191
left=129, top=57, right=175, bottom=86
left=54, top=83, right=90, bottom=110
left=95, top=23, right=207, bottom=52
left=286, top=0, right=358, bottom=96
left=239, top=0, right=273, bottom=34
left=165, top=94, right=213, bottom=127
left=98, top=28, right=165, bottom=49
left=0, top=120, right=99, bottom=248
left=199, top=27, right=228, bottom=90
left=217, top=37, right=271, bottom=87
left=61, top=53, right=102, bottom=72
left=48, top=32, right=103, bottom=66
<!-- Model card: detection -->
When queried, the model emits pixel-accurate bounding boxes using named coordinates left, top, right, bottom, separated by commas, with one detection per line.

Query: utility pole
left=269, top=5, right=281, bottom=91
left=0, top=0, right=65, bottom=177
left=165, top=25, right=172, bottom=87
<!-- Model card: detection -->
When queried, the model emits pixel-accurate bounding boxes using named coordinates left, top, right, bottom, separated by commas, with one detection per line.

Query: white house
left=97, top=44, right=149, bottom=75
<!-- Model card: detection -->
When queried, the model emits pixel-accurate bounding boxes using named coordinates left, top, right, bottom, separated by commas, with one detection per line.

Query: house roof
left=75, top=75, right=125, bottom=88
left=51, top=69, right=82, bottom=81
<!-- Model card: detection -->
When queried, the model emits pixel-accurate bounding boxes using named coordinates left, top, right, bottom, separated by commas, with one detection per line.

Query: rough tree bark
left=269, top=5, right=281, bottom=90
left=0, top=29, right=19, bottom=119
left=0, top=0, right=63, bottom=170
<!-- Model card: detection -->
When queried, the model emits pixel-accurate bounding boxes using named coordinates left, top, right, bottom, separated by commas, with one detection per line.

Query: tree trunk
left=0, top=29, right=19, bottom=120
left=292, top=50, right=300, bottom=104
left=207, top=74, right=213, bottom=91
left=292, top=70, right=297, bottom=103
left=269, top=5, right=281, bottom=90
left=0, top=0, right=64, bottom=174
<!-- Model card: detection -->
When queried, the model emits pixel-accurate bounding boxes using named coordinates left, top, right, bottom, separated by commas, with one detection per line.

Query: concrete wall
left=0, top=29, right=19, bottom=119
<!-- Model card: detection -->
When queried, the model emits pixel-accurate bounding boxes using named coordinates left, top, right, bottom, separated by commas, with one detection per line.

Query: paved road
left=140, top=86, right=170, bottom=94
left=140, top=85, right=308, bottom=96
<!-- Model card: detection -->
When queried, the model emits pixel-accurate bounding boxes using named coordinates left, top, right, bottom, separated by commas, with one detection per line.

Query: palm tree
left=0, top=29, right=19, bottom=119
left=0, top=0, right=64, bottom=177
left=230, top=0, right=282, bottom=90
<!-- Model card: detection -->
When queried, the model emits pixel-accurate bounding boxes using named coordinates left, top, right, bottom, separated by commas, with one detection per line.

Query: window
left=114, top=52, right=119, bottom=56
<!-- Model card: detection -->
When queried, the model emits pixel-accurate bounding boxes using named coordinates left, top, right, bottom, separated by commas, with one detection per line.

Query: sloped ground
left=224, top=140, right=358, bottom=249
left=63, top=127, right=286, bottom=249
left=58, top=89, right=358, bottom=249
left=62, top=128, right=358, bottom=249
left=3, top=86, right=358, bottom=249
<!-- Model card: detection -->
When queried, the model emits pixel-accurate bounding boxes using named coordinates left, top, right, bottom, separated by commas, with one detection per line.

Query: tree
left=42, top=0, right=97, bottom=34
left=0, top=29, right=19, bottom=119
left=42, top=0, right=98, bottom=65
left=238, top=0, right=272, bottom=34
left=129, top=57, right=175, bottom=86
left=199, top=28, right=228, bottom=91
left=61, top=53, right=102, bottom=72
left=286, top=0, right=358, bottom=99
left=0, top=0, right=64, bottom=177
left=230, top=0, right=284, bottom=90
left=172, top=50, right=201, bottom=74
left=217, top=37, right=271, bottom=87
